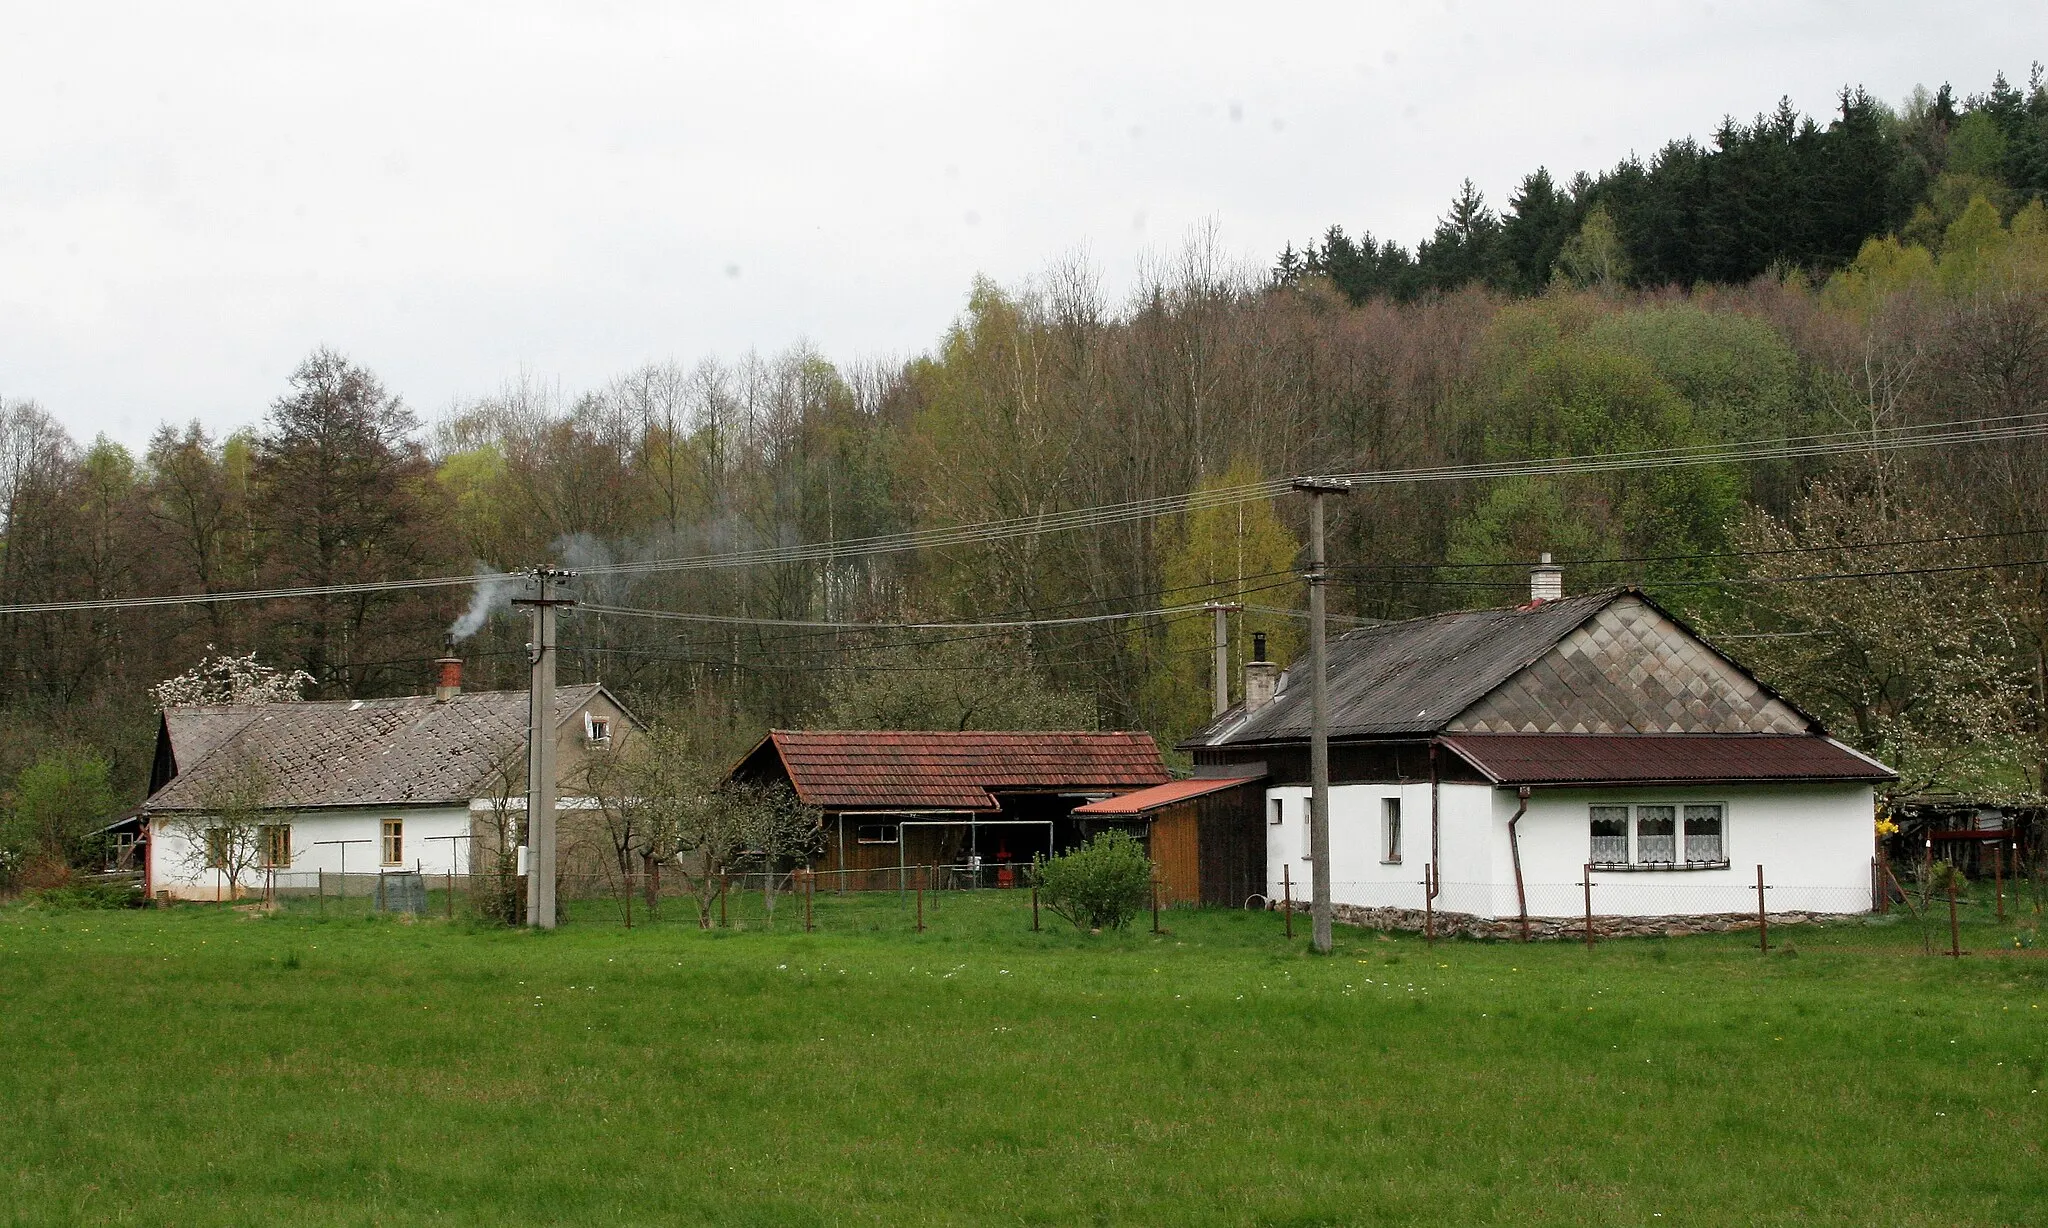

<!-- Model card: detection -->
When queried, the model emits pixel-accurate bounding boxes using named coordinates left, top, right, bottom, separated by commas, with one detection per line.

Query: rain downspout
left=1427, top=741, right=1441, bottom=903
left=1509, top=786, right=1531, bottom=942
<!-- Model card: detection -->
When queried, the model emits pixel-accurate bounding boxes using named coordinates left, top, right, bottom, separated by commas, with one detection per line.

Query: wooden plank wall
left=1149, top=802, right=1201, bottom=905
left=1194, top=782, right=1267, bottom=907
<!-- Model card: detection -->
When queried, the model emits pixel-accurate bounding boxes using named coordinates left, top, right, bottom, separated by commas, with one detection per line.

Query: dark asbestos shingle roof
left=144, top=684, right=605, bottom=811
left=1186, top=592, right=1617, bottom=746
left=1442, top=733, right=1896, bottom=785
left=755, top=730, right=1171, bottom=811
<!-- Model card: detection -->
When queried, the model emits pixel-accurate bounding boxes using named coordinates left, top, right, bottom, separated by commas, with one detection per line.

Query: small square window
left=259, top=824, right=292, bottom=869
left=855, top=824, right=898, bottom=846
left=1269, top=798, right=1284, bottom=826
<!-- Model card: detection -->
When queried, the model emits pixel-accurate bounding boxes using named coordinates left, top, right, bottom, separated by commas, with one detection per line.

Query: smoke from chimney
left=448, top=568, right=523, bottom=642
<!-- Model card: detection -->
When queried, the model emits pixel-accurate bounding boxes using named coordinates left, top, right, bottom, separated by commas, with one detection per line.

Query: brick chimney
left=434, top=652, right=463, bottom=702
left=1243, top=631, right=1279, bottom=714
left=1530, top=552, right=1563, bottom=603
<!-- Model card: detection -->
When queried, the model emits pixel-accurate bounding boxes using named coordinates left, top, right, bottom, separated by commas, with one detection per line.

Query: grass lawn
left=2, top=890, right=2044, bottom=1226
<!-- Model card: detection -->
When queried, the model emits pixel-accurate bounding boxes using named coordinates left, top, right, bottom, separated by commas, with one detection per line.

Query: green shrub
left=1033, top=831, right=1153, bottom=931
left=24, top=880, right=144, bottom=910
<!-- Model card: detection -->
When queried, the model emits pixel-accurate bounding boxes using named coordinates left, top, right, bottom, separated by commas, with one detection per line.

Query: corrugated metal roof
left=1072, top=775, right=1264, bottom=815
left=760, top=730, right=1170, bottom=811
left=1441, top=733, right=1895, bottom=785
left=1187, top=592, right=1618, bottom=746
left=144, top=684, right=609, bottom=811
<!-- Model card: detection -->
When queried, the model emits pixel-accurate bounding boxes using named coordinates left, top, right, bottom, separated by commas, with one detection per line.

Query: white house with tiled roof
left=140, top=664, right=636, bottom=900
left=1181, top=573, right=1894, bottom=926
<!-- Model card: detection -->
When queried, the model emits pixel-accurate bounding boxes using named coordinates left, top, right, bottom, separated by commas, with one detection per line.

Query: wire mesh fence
left=233, top=855, right=2044, bottom=955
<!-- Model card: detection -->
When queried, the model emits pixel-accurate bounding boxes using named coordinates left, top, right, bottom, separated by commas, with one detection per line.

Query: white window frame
left=1380, top=797, right=1402, bottom=865
left=1587, top=801, right=1729, bottom=870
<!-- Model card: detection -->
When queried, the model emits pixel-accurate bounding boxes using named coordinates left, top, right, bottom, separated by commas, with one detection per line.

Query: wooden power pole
left=513, top=566, right=575, bottom=929
left=1293, top=477, right=1351, bottom=955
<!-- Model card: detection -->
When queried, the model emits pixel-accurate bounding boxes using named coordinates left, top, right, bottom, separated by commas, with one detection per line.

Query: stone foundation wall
left=1295, top=900, right=1857, bottom=941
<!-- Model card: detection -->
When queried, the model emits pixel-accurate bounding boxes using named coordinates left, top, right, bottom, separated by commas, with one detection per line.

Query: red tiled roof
left=1440, top=733, right=1895, bottom=787
left=757, top=730, right=1170, bottom=811
left=1072, top=775, right=1264, bottom=815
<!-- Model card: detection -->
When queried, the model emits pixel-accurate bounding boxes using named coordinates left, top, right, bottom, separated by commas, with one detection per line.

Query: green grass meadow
left=2, top=890, right=2044, bottom=1226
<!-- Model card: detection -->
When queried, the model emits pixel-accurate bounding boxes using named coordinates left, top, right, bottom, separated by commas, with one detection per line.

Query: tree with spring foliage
left=1710, top=485, right=2038, bottom=801
left=1138, top=460, right=1302, bottom=742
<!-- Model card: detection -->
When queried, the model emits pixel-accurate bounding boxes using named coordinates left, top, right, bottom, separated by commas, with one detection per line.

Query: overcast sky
left=5, top=2, right=2043, bottom=448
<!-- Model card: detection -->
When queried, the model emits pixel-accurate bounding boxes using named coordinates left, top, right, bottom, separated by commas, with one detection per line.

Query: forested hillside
left=1, top=69, right=2045, bottom=852
left=1280, top=69, right=2048, bottom=298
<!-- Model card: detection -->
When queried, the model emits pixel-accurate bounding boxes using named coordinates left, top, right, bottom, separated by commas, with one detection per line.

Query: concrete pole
left=1205, top=602, right=1242, bottom=718
left=516, top=567, right=574, bottom=929
left=1293, top=477, right=1350, bottom=954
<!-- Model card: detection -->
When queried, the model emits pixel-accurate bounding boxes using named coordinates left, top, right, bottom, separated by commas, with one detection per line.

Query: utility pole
left=513, top=566, right=575, bottom=929
left=1204, top=602, right=1242, bottom=717
left=1293, top=476, right=1351, bottom=955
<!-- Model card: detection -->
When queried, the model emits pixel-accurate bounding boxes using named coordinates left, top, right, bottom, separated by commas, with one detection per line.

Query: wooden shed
left=1072, top=775, right=1267, bottom=907
left=727, top=730, right=1172, bottom=886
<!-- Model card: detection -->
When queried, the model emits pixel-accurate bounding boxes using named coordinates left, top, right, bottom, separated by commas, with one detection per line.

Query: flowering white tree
left=150, top=649, right=313, bottom=710
left=1709, top=485, right=2038, bottom=801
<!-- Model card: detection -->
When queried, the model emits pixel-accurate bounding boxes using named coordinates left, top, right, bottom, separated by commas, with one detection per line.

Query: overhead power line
left=572, top=411, right=2048, bottom=578
left=1, top=411, right=2043, bottom=616
left=1336, top=526, right=2048, bottom=573
left=574, top=598, right=1251, bottom=631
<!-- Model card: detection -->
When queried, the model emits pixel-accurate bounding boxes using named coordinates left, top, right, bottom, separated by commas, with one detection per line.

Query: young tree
left=721, top=780, right=825, bottom=927
left=163, top=753, right=277, bottom=901
left=2, top=747, right=116, bottom=871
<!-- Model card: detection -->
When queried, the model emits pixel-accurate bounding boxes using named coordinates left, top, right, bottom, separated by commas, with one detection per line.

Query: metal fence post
left=1994, top=843, right=2005, bottom=921
left=1947, top=872, right=1961, bottom=958
left=1423, top=865, right=1434, bottom=946
left=1282, top=864, right=1294, bottom=940
left=1756, top=864, right=1768, bottom=954
left=1583, top=863, right=1595, bottom=951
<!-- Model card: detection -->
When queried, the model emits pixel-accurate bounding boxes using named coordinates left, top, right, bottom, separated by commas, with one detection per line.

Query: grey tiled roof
left=1187, top=593, right=1618, bottom=746
left=1183, top=591, right=1816, bottom=748
left=143, top=684, right=605, bottom=811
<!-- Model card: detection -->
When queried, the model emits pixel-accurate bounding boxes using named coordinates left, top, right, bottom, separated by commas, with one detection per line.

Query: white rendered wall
left=1264, top=782, right=1493, bottom=914
left=148, top=806, right=473, bottom=900
left=1491, top=783, right=1876, bottom=918
left=1264, top=780, right=1876, bottom=919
